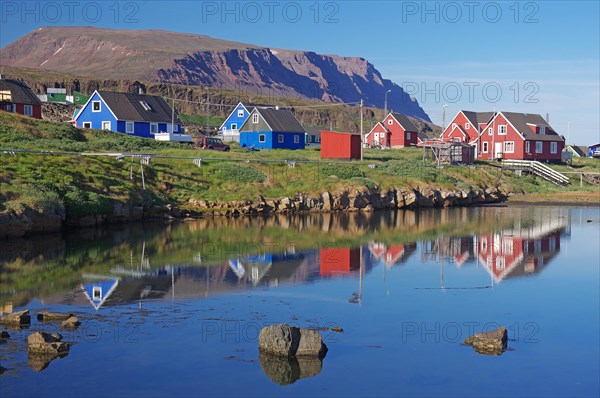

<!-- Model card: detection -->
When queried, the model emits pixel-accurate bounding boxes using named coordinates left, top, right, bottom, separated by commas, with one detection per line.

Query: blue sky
left=1, top=0, right=599, bottom=144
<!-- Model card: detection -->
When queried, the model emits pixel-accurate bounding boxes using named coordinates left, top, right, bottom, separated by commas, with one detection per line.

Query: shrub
left=320, top=164, right=365, bottom=179
left=212, top=162, right=266, bottom=183
left=63, top=187, right=112, bottom=217
left=350, top=177, right=377, bottom=189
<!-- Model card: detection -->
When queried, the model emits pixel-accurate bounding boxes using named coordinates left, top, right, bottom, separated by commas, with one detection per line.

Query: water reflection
left=0, top=207, right=572, bottom=310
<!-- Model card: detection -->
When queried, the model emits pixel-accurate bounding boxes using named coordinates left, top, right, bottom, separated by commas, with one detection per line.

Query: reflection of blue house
left=82, top=279, right=120, bottom=310
left=239, top=108, right=306, bottom=150
left=219, top=102, right=251, bottom=142
left=74, top=90, right=183, bottom=139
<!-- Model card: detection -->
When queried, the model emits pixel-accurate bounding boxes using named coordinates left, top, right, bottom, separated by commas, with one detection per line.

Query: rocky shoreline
left=0, top=186, right=507, bottom=239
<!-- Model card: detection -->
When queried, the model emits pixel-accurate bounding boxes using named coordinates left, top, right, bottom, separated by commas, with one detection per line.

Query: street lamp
left=442, top=104, right=448, bottom=137
left=384, top=89, right=392, bottom=117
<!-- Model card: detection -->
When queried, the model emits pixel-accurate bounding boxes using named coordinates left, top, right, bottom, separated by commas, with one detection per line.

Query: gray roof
left=501, top=112, right=564, bottom=142
left=391, top=113, right=418, bottom=132
left=257, top=108, right=305, bottom=133
left=304, top=127, right=322, bottom=136
left=462, top=111, right=495, bottom=127
left=568, top=145, right=588, bottom=156
left=97, top=90, right=181, bottom=124
left=0, top=78, right=42, bottom=105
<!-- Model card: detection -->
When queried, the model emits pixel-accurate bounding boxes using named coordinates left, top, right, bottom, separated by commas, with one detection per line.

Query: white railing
left=501, top=159, right=570, bottom=186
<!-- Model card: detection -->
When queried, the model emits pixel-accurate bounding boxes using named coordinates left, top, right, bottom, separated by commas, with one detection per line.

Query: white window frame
left=102, top=121, right=111, bottom=131
left=482, top=142, right=489, bottom=153
left=388, top=119, right=393, bottom=125
left=536, top=141, right=543, bottom=154
left=294, top=135, right=300, bottom=144
left=150, top=123, right=158, bottom=135
left=539, top=126, right=546, bottom=135
left=252, top=114, right=259, bottom=124
left=125, top=121, right=134, bottom=134
left=406, top=132, right=411, bottom=140
left=24, top=105, right=33, bottom=116
left=504, top=141, right=515, bottom=153
left=237, top=109, right=244, bottom=118
left=92, top=100, right=101, bottom=112
left=259, top=134, right=266, bottom=143
left=498, top=125, right=507, bottom=135
left=452, top=123, right=457, bottom=129
left=278, top=134, right=284, bottom=143
left=82, top=122, right=92, bottom=128
left=230, top=123, right=237, bottom=130
left=550, top=142, right=557, bottom=154
left=465, top=122, right=470, bottom=130
left=525, top=141, right=531, bottom=153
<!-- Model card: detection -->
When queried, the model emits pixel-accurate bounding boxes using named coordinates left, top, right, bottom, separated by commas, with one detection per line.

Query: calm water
left=1, top=206, right=599, bottom=397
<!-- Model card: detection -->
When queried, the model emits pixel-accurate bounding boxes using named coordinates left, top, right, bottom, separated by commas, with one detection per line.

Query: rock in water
left=60, top=316, right=81, bottom=329
left=0, top=330, right=10, bottom=339
left=0, top=310, right=31, bottom=326
left=464, top=327, right=508, bottom=355
left=27, top=332, right=70, bottom=356
left=37, top=312, right=73, bottom=321
left=259, top=324, right=327, bottom=359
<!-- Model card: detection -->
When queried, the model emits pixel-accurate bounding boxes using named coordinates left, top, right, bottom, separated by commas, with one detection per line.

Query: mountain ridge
left=0, top=26, right=430, bottom=121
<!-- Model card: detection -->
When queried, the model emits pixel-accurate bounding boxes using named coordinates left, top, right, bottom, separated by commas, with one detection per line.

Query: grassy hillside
left=0, top=112, right=598, bottom=219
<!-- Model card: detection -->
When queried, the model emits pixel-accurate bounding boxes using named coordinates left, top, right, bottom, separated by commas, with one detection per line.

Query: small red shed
left=320, top=130, right=362, bottom=159
left=319, top=247, right=361, bottom=276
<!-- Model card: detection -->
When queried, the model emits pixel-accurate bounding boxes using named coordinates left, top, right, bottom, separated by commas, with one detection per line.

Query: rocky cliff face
left=1, top=27, right=430, bottom=121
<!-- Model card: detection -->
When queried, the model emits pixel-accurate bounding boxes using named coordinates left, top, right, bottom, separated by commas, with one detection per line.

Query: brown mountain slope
left=1, top=26, right=431, bottom=121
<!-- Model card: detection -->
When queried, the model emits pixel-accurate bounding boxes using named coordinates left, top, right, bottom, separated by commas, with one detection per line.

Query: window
left=83, top=122, right=92, bottom=128
left=539, top=126, right=546, bottom=135
left=126, top=121, right=134, bottom=134
left=93, top=286, right=102, bottom=299
left=525, top=141, right=531, bottom=153
left=230, top=123, right=237, bottom=130
left=454, top=137, right=460, bottom=142
left=24, top=105, right=33, bottom=116
left=465, top=123, right=470, bottom=130
left=237, top=109, right=244, bottom=118
left=9, top=104, right=16, bottom=112
left=504, top=141, right=514, bottom=153
left=482, top=142, right=489, bottom=153
left=252, top=114, right=259, bottom=124
left=550, top=142, right=557, bottom=154
left=406, top=132, right=411, bottom=140
left=278, top=134, right=284, bottom=143
left=452, top=123, right=457, bottom=129
left=488, top=127, right=492, bottom=135
left=536, top=141, right=543, bottom=153
left=102, top=121, right=111, bottom=131
left=388, top=119, right=393, bottom=125
left=92, top=101, right=101, bottom=112
left=259, top=134, right=266, bottom=143
left=173, top=124, right=178, bottom=132
left=140, top=101, right=152, bottom=111
left=294, top=135, right=300, bottom=144
left=150, top=123, right=158, bottom=134
left=498, top=125, right=507, bottom=135
left=75, top=96, right=80, bottom=101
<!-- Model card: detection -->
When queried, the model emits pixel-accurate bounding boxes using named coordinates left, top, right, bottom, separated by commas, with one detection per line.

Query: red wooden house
left=442, top=110, right=495, bottom=144
left=320, top=130, right=362, bottom=159
left=0, top=77, right=42, bottom=119
left=478, top=112, right=565, bottom=162
left=366, top=113, right=418, bottom=148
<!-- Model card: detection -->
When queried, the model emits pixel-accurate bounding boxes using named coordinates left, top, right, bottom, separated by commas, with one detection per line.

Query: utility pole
left=384, top=89, right=391, bottom=118
left=442, top=104, right=448, bottom=140
left=568, top=122, right=571, bottom=144
left=360, top=99, right=364, bottom=161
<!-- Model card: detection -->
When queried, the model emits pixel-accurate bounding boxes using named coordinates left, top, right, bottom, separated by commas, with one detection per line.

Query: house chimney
left=275, top=105, right=279, bottom=110
left=138, top=87, right=144, bottom=95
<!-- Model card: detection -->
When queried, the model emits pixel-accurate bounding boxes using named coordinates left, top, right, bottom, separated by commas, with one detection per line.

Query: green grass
left=1, top=112, right=598, bottom=218
left=179, top=113, right=225, bottom=127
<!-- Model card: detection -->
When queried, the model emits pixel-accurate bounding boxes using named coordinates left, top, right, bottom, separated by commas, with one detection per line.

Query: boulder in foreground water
left=37, top=312, right=73, bottom=322
left=464, top=327, right=507, bottom=355
left=60, top=316, right=81, bottom=329
left=27, top=332, right=70, bottom=356
left=0, top=310, right=31, bottom=326
left=259, top=324, right=328, bottom=359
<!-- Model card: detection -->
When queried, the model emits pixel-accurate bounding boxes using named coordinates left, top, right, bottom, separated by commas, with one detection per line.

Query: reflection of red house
left=369, top=242, right=417, bottom=267
left=319, top=248, right=361, bottom=276
left=477, top=230, right=561, bottom=282
left=368, top=242, right=386, bottom=259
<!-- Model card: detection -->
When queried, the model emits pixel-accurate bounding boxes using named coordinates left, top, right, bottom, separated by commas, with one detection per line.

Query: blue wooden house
left=239, top=108, right=306, bottom=150
left=74, top=90, right=183, bottom=138
left=219, top=102, right=251, bottom=141
left=588, top=143, right=600, bottom=157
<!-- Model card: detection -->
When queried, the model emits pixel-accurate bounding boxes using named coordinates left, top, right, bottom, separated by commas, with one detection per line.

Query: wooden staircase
left=501, top=160, right=570, bottom=186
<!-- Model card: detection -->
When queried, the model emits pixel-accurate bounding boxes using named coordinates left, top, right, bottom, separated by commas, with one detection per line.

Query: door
left=374, top=132, right=379, bottom=144
left=495, top=142, right=503, bottom=159
left=102, top=121, right=111, bottom=131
